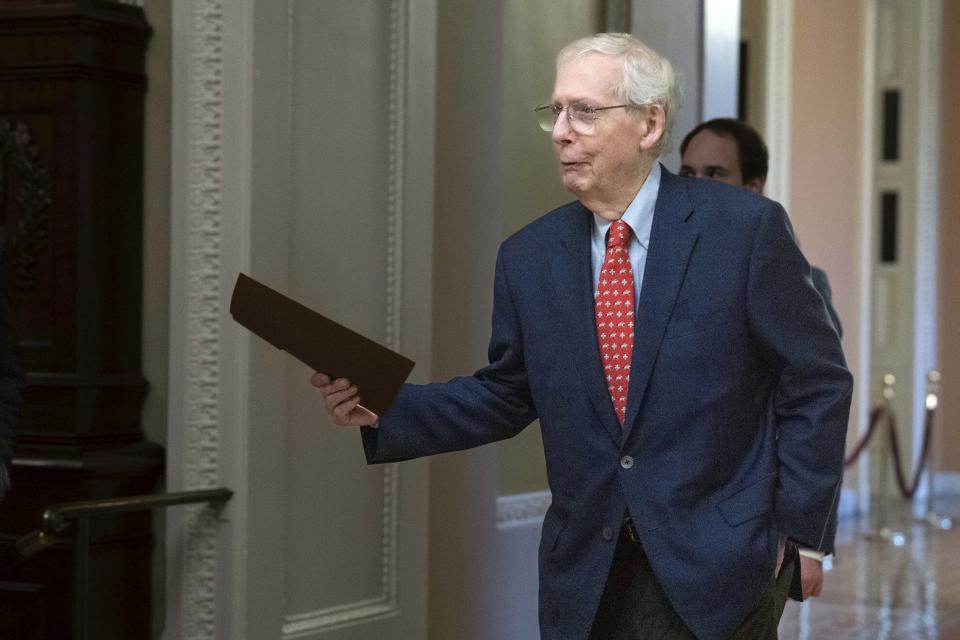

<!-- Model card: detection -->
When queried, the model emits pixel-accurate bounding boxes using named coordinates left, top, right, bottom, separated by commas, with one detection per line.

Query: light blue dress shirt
left=590, top=163, right=661, bottom=303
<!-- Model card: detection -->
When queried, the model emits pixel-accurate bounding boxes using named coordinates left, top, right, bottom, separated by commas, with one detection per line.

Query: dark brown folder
left=229, top=273, right=415, bottom=416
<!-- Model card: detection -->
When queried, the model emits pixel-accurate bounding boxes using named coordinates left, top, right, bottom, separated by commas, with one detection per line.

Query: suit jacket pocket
left=716, top=471, right=777, bottom=527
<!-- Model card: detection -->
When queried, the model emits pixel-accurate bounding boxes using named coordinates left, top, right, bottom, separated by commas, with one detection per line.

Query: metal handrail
left=15, top=487, right=233, bottom=557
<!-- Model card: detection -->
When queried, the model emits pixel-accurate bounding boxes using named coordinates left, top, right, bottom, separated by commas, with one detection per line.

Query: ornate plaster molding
left=181, top=0, right=226, bottom=637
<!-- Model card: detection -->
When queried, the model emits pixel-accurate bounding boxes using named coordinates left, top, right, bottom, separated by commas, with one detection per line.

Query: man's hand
left=799, top=554, right=824, bottom=598
left=310, top=373, right=379, bottom=426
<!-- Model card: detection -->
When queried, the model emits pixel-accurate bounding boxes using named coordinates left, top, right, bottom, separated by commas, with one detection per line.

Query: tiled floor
left=778, top=499, right=960, bottom=639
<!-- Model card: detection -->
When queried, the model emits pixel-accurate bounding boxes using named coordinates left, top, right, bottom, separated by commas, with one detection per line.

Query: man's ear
left=638, top=104, right=667, bottom=152
left=744, top=176, right=766, bottom=194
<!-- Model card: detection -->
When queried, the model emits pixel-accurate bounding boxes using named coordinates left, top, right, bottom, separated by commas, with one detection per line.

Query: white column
left=703, top=0, right=742, bottom=120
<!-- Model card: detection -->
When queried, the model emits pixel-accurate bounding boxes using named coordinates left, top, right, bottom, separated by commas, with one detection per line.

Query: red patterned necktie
left=596, top=219, right=635, bottom=425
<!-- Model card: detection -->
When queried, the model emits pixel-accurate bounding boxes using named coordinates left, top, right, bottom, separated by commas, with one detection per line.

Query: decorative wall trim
left=180, top=0, right=226, bottom=637
left=283, top=600, right=397, bottom=638
left=384, top=0, right=406, bottom=356
left=280, top=0, right=408, bottom=634
left=496, top=490, right=552, bottom=530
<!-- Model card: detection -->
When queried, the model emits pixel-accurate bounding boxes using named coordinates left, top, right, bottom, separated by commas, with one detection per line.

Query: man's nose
left=551, top=108, right=574, bottom=143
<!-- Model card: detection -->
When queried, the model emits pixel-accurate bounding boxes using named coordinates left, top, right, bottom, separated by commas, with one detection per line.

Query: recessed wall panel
left=284, top=0, right=396, bottom=620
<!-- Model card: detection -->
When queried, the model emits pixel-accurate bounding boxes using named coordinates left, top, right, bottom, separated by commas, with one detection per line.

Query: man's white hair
left=557, top=33, right=681, bottom=155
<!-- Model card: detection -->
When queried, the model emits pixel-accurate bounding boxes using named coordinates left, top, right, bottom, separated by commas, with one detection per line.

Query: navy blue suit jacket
left=362, top=168, right=852, bottom=640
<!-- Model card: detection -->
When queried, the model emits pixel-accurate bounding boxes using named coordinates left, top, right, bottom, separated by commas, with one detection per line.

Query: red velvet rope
left=886, top=408, right=935, bottom=499
left=842, top=403, right=938, bottom=500
left=843, top=406, right=884, bottom=468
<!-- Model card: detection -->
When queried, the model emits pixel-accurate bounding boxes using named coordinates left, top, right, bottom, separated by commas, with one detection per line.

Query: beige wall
left=789, top=0, right=864, bottom=453
left=939, top=1, right=960, bottom=472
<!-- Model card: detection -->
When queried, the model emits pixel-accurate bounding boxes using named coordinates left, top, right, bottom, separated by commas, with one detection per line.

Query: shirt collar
left=591, top=162, right=660, bottom=250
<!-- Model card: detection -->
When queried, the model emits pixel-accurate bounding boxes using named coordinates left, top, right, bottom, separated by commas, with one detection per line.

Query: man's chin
left=560, top=173, right=587, bottom=195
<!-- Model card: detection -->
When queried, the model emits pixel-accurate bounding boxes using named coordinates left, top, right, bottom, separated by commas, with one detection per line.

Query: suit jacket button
left=602, top=526, right=614, bottom=541
left=620, top=455, right=634, bottom=469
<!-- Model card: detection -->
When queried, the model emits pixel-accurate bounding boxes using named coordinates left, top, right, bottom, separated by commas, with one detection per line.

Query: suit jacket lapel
left=553, top=203, right=623, bottom=445
left=622, top=169, right=699, bottom=438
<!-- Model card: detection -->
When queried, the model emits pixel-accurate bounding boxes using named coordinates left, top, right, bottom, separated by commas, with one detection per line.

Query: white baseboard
left=496, top=490, right=551, bottom=531
left=933, top=471, right=960, bottom=495
left=493, top=491, right=549, bottom=639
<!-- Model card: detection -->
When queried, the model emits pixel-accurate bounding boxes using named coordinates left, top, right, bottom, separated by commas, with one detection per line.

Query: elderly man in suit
left=312, top=33, right=851, bottom=640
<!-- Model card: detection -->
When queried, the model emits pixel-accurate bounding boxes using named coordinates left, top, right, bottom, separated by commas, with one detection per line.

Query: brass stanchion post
left=921, top=370, right=952, bottom=529
left=865, top=373, right=906, bottom=545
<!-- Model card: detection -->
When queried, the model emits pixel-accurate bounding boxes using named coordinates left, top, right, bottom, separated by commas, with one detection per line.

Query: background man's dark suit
left=360, top=169, right=853, bottom=640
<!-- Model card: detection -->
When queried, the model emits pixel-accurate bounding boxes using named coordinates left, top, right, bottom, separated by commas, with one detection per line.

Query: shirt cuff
left=798, top=547, right=825, bottom=562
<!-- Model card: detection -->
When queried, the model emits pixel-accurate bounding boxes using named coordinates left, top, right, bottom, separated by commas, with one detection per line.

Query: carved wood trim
left=0, top=119, right=52, bottom=292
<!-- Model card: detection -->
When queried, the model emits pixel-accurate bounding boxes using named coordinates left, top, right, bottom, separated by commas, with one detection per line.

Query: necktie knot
left=607, top=220, right=632, bottom=249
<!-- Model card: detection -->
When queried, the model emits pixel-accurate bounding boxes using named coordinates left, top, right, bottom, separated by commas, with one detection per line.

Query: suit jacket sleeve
left=362, top=248, right=538, bottom=463
left=811, top=266, right=842, bottom=339
left=747, top=204, right=852, bottom=553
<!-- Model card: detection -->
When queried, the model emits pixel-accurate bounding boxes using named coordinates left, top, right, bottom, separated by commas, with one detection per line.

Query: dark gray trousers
left=588, top=524, right=797, bottom=639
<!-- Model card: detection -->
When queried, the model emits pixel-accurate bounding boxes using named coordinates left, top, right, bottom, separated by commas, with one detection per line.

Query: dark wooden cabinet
left=0, top=1, right=163, bottom=638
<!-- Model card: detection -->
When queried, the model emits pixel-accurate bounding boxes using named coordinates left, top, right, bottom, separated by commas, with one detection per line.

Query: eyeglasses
left=534, top=102, right=633, bottom=134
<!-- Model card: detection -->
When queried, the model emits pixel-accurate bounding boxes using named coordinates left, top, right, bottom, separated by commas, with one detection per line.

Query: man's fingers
left=324, top=385, right=358, bottom=413
left=310, top=374, right=376, bottom=426
left=311, top=373, right=351, bottom=394
left=315, top=377, right=353, bottom=407
left=333, top=395, right=362, bottom=420
left=319, top=377, right=351, bottom=394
